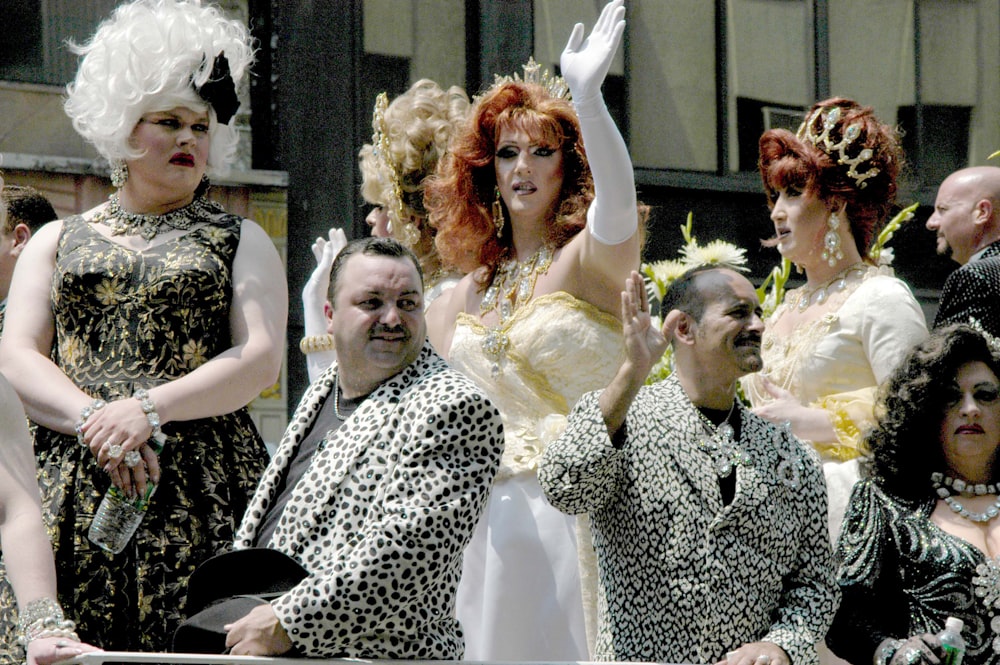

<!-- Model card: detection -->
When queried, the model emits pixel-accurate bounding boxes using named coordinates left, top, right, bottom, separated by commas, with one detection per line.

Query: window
left=0, top=1, right=118, bottom=86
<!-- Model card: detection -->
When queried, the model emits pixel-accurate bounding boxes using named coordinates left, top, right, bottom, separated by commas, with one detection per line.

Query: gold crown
left=486, top=57, right=571, bottom=101
left=797, top=105, right=880, bottom=189
left=370, top=92, right=420, bottom=248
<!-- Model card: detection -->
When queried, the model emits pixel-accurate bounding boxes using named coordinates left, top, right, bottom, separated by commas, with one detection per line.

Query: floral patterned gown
left=0, top=209, right=269, bottom=658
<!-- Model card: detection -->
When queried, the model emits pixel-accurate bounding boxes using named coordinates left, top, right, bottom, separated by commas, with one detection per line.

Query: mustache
left=370, top=323, right=409, bottom=339
left=736, top=332, right=762, bottom=347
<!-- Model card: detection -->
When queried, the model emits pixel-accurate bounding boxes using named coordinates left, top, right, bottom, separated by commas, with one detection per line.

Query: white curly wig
left=64, top=0, right=255, bottom=174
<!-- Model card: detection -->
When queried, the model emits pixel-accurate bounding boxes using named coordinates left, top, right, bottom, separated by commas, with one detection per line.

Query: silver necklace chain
left=332, top=374, right=348, bottom=421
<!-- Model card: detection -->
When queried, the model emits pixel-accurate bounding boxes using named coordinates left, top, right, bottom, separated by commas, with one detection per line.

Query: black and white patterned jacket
left=539, top=374, right=840, bottom=665
left=234, top=343, right=503, bottom=658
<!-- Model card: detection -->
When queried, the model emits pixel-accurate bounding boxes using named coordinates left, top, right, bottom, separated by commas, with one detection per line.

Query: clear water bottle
left=88, top=483, right=156, bottom=554
left=938, top=616, right=965, bottom=665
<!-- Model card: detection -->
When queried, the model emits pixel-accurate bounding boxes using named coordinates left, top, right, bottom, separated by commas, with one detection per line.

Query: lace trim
left=745, top=264, right=884, bottom=430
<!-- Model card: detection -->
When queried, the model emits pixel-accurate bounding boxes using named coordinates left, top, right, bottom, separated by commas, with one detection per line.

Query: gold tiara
left=797, top=105, right=880, bottom=189
left=370, top=92, right=420, bottom=248
left=485, top=57, right=571, bottom=101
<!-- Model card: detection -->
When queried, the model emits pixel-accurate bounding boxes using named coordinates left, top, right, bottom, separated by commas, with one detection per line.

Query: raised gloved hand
left=560, top=0, right=626, bottom=105
left=302, top=228, right=347, bottom=338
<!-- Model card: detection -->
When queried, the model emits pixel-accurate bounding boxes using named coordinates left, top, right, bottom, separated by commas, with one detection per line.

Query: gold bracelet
left=299, top=334, right=336, bottom=354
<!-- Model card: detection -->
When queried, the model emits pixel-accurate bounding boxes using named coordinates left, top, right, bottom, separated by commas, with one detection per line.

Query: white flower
left=680, top=240, right=749, bottom=271
left=877, top=246, right=895, bottom=266
left=762, top=287, right=778, bottom=313
left=646, top=258, right=688, bottom=284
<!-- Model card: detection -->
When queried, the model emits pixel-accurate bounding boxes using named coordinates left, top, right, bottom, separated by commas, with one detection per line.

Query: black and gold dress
left=828, top=479, right=1000, bottom=665
left=0, top=208, right=269, bottom=656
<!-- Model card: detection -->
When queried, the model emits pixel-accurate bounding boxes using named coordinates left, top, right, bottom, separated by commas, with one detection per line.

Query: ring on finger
left=124, top=450, right=142, bottom=468
left=107, top=442, right=124, bottom=459
left=903, top=647, right=922, bottom=665
left=755, top=656, right=772, bottom=665
left=56, top=640, right=70, bottom=648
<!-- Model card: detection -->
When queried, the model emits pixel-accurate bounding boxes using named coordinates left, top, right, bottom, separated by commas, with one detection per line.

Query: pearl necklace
left=787, top=263, right=867, bottom=312
left=694, top=401, right=749, bottom=477
left=931, top=472, right=1000, bottom=523
left=94, top=192, right=218, bottom=241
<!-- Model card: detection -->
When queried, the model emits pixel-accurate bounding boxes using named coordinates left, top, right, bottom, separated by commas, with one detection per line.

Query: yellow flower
left=137, top=593, right=153, bottom=622
left=204, top=227, right=227, bottom=244
left=182, top=339, right=208, bottom=368
left=680, top=240, right=748, bottom=271
left=60, top=336, right=84, bottom=364
left=94, top=277, right=125, bottom=306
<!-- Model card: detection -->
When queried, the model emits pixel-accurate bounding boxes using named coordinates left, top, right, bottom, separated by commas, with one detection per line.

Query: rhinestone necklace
left=94, top=192, right=216, bottom=241
left=479, top=245, right=554, bottom=378
left=787, top=262, right=867, bottom=312
left=932, top=472, right=1000, bottom=523
left=694, top=401, right=750, bottom=478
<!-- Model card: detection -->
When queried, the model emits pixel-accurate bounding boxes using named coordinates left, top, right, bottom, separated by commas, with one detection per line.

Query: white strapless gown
left=450, top=292, right=624, bottom=660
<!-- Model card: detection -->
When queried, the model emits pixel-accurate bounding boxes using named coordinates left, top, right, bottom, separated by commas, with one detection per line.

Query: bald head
left=927, top=166, right=1000, bottom=265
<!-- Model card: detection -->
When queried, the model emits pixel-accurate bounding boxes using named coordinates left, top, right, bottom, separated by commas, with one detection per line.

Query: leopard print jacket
left=235, top=343, right=503, bottom=658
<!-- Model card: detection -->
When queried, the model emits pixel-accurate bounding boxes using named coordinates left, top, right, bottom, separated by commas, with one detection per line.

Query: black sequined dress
left=0, top=209, right=269, bottom=659
left=828, top=479, right=1000, bottom=665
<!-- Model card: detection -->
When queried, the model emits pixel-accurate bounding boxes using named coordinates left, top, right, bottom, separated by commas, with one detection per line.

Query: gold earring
left=492, top=187, right=505, bottom=239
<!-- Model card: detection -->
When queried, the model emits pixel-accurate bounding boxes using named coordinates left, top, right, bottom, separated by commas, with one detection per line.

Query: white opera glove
left=560, top=0, right=637, bottom=246
left=560, top=0, right=625, bottom=107
left=302, top=228, right=346, bottom=382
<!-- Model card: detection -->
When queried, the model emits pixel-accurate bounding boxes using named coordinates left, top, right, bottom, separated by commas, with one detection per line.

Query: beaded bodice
left=52, top=212, right=242, bottom=388
left=832, top=480, right=1000, bottom=665
left=450, top=291, right=624, bottom=479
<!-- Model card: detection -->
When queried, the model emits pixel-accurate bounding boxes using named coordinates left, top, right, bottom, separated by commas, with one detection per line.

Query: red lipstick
left=170, top=152, right=195, bottom=167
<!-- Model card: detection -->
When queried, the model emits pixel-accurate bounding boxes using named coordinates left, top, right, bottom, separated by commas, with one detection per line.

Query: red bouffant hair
left=759, top=97, right=903, bottom=257
left=425, top=81, right=593, bottom=287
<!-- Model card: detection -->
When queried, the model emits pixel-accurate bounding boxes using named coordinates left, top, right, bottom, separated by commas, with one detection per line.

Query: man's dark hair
left=327, top=236, right=424, bottom=304
left=660, top=265, right=725, bottom=322
left=2, top=185, right=57, bottom=234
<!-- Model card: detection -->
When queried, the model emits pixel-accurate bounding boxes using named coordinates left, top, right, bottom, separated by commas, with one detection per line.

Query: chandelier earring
left=110, top=160, right=128, bottom=188
left=822, top=211, right=844, bottom=267
left=492, top=187, right=506, bottom=239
